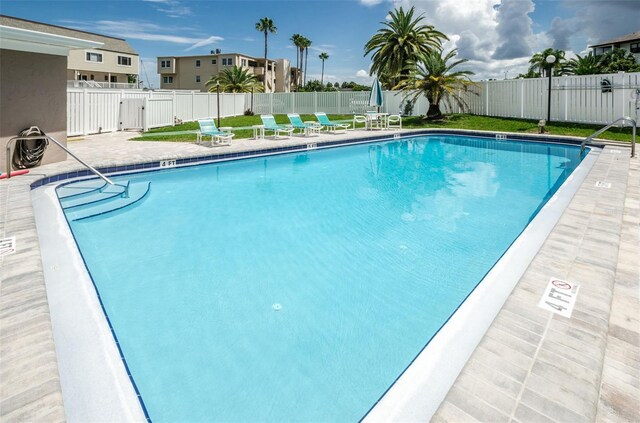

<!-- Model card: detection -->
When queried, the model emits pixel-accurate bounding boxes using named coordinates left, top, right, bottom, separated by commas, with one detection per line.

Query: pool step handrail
left=580, top=116, right=636, bottom=157
left=5, top=134, right=115, bottom=186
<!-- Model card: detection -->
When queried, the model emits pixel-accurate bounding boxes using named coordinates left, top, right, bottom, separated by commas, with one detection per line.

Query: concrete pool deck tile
left=1, top=130, right=637, bottom=421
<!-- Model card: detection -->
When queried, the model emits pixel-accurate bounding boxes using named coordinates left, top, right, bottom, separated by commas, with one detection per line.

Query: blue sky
left=2, top=0, right=638, bottom=87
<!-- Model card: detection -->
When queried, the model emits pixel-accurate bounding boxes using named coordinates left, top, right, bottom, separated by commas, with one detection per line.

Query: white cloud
left=58, top=19, right=223, bottom=49
left=356, top=69, right=369, bottom=77
left=185, top=36, right=224, bottom=51
left=360, top=0, right=385, bottom=5
left=142, top=0, right=192, bottom=18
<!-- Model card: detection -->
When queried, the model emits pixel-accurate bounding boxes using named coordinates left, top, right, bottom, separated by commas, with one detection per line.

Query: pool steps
left=57, top=179, right=151, bottom=221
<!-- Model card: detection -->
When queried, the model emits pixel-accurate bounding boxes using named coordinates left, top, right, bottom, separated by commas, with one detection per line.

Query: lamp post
left=216, top=82, right=221, bottom=129
left=546, top=54, right=556, bottom=123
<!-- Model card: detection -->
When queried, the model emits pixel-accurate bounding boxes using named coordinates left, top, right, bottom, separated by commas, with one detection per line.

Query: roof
left=159, top=53, right=276, bottom=62
left=0, top=15, right=138, bottom=55
left=589, top=31, right=640, bottom=48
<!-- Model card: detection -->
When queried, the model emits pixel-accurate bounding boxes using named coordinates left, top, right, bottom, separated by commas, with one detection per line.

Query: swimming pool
left=54, top=134, right=585, bottom=421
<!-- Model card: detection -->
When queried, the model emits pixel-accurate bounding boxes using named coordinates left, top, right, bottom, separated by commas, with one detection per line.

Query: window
left=222, top=58, right=233, bottom=66
left=196, top=75, right=201, bottom=83
left=631, top=43, right=640, bottom=53
left=163, top=76, right=174, bottom=84
left=86, top=52, right=103, bottom=62
left=110, top=75, right=118, bottom=83
left=118, top=56, right=132, bottom=66
left=160, top=60, right=171, bottom=68
left=241, top=59, right=247, bottom=66
left=196, top=59, right=201, bottom=67
left=90, top=74, right=95, bottom=80
left=211, top=59, right=217, bottom=65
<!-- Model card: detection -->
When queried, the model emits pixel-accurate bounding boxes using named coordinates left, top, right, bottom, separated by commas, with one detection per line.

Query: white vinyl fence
left=248, top=72, right=640, bottom=126
left=66, top=72, right=640, bottom=136
left=67, top=89, right=247, bottom=136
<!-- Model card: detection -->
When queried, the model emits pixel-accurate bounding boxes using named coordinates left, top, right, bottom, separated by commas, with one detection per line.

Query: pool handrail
left=580, top=116, right=636, bottom=157
left=6, top=134, right=115, bottom=185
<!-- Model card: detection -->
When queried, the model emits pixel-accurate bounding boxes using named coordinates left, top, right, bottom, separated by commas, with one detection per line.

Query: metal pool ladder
left=5, top=134, right=115, bottom=186
left=580, top=116, right=636, bottom=158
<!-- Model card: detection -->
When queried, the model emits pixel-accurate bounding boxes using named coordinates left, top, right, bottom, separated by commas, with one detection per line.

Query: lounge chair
left=353, top=114, right=368, bottom=130
left=287, top=114, right=321, bottom=136
left=387, top=114, right=402, bottom=130
left=196, top=119, right=234, bottom=146
left=314, top=113, right=351, bottom=133
left=260, top=115, right=294, bottom=139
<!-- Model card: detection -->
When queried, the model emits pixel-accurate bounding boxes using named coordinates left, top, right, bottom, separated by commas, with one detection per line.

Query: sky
left=1, top=0, right=638, bottom=88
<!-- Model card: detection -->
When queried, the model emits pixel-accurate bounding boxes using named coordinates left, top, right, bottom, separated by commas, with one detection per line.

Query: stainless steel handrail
left=580, top=116, right=636, bottom=158
left=5, top=134, right=114, bottom=185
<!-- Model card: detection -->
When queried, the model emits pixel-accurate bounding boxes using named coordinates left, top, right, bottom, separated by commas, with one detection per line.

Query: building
left=0, top=15, right=139, bottom=87
left=589, top=31, right=640, bottom=61
left=157, top=51, right=300, bottom=92
left=0, top=18, right=102, bottom=172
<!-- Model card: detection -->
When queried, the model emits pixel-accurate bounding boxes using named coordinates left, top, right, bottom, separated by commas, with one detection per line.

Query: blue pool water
left=62, top=135, right=583, bottom=422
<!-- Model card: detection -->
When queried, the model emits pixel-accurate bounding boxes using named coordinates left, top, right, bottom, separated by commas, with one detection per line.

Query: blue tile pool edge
left=30, top=129, right=598, bottom=191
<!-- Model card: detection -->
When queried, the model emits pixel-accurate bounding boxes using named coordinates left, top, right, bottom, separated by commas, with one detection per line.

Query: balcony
left=67, top=81, right=141, bottom=89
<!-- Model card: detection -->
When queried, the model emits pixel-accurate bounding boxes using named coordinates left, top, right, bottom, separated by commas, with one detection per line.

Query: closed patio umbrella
left=369, top=77, right=383, bottom=112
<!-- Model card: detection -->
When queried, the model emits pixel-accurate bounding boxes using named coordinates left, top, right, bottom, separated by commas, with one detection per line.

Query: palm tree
left=290, top=34, right=303, bottom=89
left=563, top=53, right=603, bottom=75
left=364, top=6, right=447, bottom=88
left=319, top=52, right=329, bottom=86
left=600, top=48, right=640, bottom=73
left=395, top=49, right=476, bottom=120
left=293, top=35, right=307, bottom=87
left=302, top=37, right=312, bottom=86
left=255, top=17, right=277, bottom=91
left=205, top=66, right=263, bottom=93
left=528, top=48, right=566, bottom=77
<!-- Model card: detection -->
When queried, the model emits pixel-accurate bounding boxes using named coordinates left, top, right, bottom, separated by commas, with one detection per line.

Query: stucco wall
left=0, top=49, right=67, bottom=173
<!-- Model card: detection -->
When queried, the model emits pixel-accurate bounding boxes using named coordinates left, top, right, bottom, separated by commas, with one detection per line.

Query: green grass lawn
left=131, top=113, right=637, bottom=143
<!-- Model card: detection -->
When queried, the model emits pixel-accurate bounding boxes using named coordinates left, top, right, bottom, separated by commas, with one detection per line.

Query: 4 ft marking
left=538, top=277, right=580, bottom=318
left=160, top=159, right=177, bottom=168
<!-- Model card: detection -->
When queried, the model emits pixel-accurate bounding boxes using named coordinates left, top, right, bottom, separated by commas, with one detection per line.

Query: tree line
left=520, top=47, right=640, bottom=78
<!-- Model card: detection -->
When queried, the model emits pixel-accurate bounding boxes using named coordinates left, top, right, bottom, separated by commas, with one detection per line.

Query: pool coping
left=0, top=128, right=633, bottom=421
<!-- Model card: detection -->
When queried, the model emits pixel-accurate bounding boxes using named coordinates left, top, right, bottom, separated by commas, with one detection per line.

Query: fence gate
left=119, top=98, right=145, bottom=130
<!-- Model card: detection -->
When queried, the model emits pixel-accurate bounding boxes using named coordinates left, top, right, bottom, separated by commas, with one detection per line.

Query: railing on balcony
left=67, top=80, right=141, bottom=90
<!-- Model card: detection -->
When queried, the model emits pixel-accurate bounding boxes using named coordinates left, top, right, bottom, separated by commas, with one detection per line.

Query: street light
left=216, top=81, right=221, bottom=129
left=546, top=54, right=556, bottom=122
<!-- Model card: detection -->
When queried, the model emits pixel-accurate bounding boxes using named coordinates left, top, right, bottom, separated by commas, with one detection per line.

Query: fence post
left=142, top=96, right=149, bottom=132
left=172, top=91, right=176, bottom=125
left=292, top=93, right=295, bottom=113
left=337, top=91, right=341, bottom=114
left=191, top=91, right=195, bottom=121
left=314, top=91, right=318, bottom=113
left=564, top=77, right=569, bottom=121
left=485, top=81, right=490, bottom=116
left=82, top=88, right=89, bottom=135
left=620, top=72, right=627, bottom=118
left=520, top=82, right=524, bottom=118
left=270, top=93, right=273, bottom=114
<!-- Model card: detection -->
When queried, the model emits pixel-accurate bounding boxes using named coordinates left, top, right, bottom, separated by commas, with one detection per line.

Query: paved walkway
left=433, top=148, right=639, bottom=422
left=1, top=130, right=637, bottom=422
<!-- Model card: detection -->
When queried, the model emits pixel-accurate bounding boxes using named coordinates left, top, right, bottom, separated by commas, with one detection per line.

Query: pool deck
left=1, top=129, right=638, bottom=422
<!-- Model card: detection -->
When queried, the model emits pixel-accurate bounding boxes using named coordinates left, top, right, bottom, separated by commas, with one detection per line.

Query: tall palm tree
left=290, top=33, right=303, bottom=89
left=395, top=49, right=476, bottom=120
left=528, top=48, right=566, bottom=77
left=563, top=53, right=603, bottom=75
left=294, top=35, right=306, bottom=87
left=319, top=52, right=329, bottom=86
left=302, top=37, right=312, bottom=86
left=255, top=17, right=277, bottom=91
left=205, top=66, right=264, bottom=93
left=364, top=6, right=447, bottom=88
